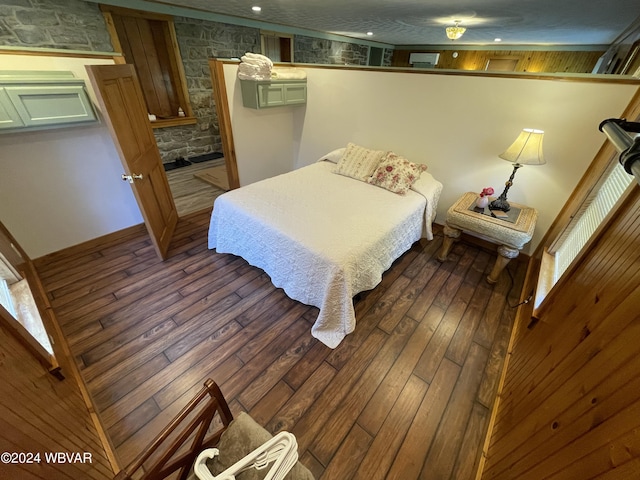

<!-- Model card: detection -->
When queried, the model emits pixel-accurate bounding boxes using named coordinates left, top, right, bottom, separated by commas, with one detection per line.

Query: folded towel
left=238, top=71, right=271, bottom=81
left=238, top=62, right=272, bottom=80
left=238, top=64, right=271, bottom=80
left=244, top=52, right=273, bottom=67
left=241, top=56, right=272, bottom=68
left=239, top=62, right=270, bottom=72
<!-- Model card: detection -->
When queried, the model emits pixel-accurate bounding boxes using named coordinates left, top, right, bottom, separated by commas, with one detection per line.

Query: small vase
left=476, top=195, right=489, bottom=209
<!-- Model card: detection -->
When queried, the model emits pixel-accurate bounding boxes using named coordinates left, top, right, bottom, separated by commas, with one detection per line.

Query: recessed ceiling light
left=366, top=32, right=373, bottom=36
left=494, top=38, right=502, bottom=42
left=252, top=6, right=261, bottom=12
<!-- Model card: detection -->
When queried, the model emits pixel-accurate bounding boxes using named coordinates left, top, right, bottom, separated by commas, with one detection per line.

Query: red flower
left=385, top=165, right=394, bottom=172
left=480, top=187, right=494, bottom=197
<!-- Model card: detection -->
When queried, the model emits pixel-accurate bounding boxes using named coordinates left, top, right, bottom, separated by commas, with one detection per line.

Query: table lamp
left=490, top=128, right=546, bottom=212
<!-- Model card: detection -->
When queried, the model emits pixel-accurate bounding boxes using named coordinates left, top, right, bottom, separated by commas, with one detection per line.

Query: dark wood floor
left=36, top=210, right=526, bottom=480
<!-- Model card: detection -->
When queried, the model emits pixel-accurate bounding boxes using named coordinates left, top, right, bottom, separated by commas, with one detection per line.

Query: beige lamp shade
left=499, top=128, right=546, bottom=166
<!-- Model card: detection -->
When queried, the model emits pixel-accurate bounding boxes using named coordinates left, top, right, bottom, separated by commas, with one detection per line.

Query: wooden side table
left=437, top=192, right=537, bottom=284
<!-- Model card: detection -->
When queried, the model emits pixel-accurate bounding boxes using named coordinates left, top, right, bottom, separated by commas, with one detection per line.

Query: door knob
left=122, top=173, right=143, bottom=183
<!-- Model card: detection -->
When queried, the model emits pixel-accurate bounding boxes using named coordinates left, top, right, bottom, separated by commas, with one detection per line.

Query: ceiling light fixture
left=366, top=31, right=373, bottom=36
left=446, top=21, right=466, bottom=40
left=251, top=6, right=261, bottom=12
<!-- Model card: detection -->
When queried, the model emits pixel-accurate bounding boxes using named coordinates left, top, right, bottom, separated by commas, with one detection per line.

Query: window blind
left=552, top=162, right=633, bottom=281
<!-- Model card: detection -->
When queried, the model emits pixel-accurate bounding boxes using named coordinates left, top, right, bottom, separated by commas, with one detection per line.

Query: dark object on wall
left=369, top=47, right=383, bottom=66
left=163, top=157, right=191, bottom=171
left=599, top=118, right=640, bottom=186
left=190, top=152, right=224, bottom=163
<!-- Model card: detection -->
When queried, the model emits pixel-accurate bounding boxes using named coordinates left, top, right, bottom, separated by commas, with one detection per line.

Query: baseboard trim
left=33, top=223, right=146, bottom=270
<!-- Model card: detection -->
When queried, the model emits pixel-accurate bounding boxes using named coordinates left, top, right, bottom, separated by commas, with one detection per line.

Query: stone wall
left=156, top=18, right=260, bottom=162
left=294, top=35, right=369, bottom=65
left=294, top=34, right=393, bottom=66
left=0, top=0, right=112, bottom=51
left=0, top=0, right=389, bottom=162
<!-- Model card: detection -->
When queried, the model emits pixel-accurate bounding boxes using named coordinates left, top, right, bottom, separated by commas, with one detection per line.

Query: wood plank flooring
left=35, top=210, right=526, bottom=479
left=165, top=159, right=227, bottom=216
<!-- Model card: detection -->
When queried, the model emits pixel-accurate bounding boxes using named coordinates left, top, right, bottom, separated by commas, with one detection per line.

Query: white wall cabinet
left=0, top=88, right=24, bottom=130
left=0, top=71, right=97, bottom=132
left=240, top=79, right=307, bottom=109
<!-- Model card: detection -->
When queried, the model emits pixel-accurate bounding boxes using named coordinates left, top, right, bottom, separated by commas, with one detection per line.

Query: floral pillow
left=333, top=143, right=386, bottom=181
left=368, top=152, right=428, bottom=194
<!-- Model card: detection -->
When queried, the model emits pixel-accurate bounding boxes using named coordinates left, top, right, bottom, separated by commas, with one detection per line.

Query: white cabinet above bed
left=240, top=79, right=307, bottom=109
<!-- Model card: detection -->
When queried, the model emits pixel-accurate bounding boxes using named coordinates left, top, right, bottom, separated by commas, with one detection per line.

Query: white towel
left=238, top=72, right=272, bottom=81
left=239, top=63, right=270, bottom=73
left=244, top=52, right=273, bottom=68
left=238, top=63, right=271, bottom=80
left=241, top=55, right=272, bottom=68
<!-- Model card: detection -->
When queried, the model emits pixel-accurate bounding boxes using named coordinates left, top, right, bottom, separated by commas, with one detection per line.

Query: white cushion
left=317, top=147, right=346, bottom=163
left=333, top=143, right=385, bottom=181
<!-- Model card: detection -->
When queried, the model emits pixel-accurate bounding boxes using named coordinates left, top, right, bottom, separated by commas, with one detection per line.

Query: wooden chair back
left=114, top=379, right=233, bottom=480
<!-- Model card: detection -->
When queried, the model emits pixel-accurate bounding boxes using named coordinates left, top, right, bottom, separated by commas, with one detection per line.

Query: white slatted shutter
left=551, top=162, right=633, bottom=281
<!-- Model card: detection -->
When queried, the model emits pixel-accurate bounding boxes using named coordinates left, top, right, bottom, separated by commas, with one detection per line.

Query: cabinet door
left=257, top=83, right=286, bottom=107
left=284, top=83, right=307, bottom=105
left=5, top=85, right=97, bottom=127
left=0, top=88, right=24, bottom=130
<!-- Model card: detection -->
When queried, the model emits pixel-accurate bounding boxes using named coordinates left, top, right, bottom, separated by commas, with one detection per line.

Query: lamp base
left=490, top=163, right=522, bottom=212
left=489, top=196, right=511, bottom=212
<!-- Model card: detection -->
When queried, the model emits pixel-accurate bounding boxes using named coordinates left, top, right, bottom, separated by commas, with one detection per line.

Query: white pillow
left=333, top=143, right=385, bottom=181
left=317, top=147, right=346, bottom=163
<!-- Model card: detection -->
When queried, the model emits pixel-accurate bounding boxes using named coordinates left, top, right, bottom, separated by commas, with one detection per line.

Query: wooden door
left=86, top=64, right=177, bottom=260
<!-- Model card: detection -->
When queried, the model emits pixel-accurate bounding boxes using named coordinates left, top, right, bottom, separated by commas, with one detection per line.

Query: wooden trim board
left=193, top=165, right=230, bottom=191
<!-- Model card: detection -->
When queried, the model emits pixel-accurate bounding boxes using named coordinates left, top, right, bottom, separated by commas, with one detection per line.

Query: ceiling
left=153, top=0, right=640, bottom=47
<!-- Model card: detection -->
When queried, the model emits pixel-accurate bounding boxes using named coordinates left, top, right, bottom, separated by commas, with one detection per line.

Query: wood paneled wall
left=393, top=49, right=604, bottom=73
left=0, top=322, right=116, bottom=479
left=480, top=183, right=640, bottom=479
left=0, top=238, right=117, bottom=480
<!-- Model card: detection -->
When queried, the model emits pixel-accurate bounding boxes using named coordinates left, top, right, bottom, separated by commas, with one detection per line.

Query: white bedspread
left=208, top=161, right=442, bottom=348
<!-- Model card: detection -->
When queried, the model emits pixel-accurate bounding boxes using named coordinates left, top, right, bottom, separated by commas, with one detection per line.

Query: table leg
left=437, top=224, right=461, bottom=262
left=487, top=245, right=520, bottom=284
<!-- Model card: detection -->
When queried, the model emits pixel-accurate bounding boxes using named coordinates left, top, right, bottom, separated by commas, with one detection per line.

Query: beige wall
left=223, top=63, right=639, bottom=253
left=1, top=57, right=637, bottom=258
left=0, top=53, right=143, bottom=258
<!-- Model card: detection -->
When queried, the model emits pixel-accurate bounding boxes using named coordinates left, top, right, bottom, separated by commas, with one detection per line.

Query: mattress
left=208, top=160, right=442, bottom=348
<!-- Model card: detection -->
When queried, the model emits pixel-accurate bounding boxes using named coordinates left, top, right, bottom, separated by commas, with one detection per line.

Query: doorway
left=160, top=59, right=241, bottom=218
left=0, top=221, right=60, bottom=377
left=164, top=153, right=229, bottom=216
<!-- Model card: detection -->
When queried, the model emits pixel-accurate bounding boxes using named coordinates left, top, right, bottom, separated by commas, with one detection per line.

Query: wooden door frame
left=209, top=58, right=240, bottom=190
left=0, top=220, right=60, bottom=376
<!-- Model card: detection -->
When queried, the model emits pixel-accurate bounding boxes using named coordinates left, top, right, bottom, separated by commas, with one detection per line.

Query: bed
left=208, top=146, right=443, bottom=348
